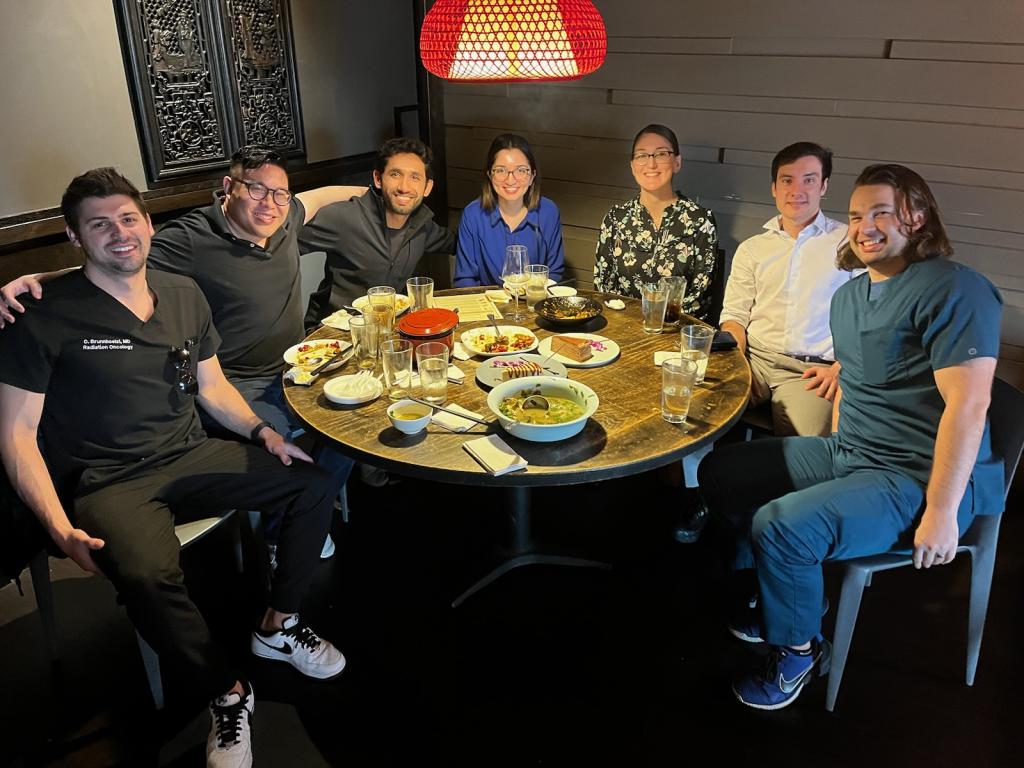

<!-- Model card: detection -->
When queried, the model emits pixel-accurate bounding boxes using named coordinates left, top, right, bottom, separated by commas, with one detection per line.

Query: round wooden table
left=286, top=288, right=751, bottom=605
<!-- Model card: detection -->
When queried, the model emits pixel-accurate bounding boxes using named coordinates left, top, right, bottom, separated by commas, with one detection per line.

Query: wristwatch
left=250, top=420, right=277, bottom=443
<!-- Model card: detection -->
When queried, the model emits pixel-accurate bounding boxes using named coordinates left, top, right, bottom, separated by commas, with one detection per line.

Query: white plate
left=320, top=309, right=353, bottom=331
left=474, top=353, right=568, bottom=388
left=549, top=286, right=577, bottom=297
left=323, top=374, right=383, bottom=405
left=352, top=293, right=412, bottom=316
left=536, top=333, right=621, bottom=368
left=283, top=339, right=352, bottom=371
left=460, top=326, right=539, bottom=357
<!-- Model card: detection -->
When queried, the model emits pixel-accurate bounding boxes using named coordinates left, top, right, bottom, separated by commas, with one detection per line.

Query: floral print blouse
left=593, top=192, right=718, bottom=321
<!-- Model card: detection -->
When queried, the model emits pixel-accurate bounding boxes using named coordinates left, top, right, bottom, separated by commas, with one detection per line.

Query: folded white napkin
left=463, top=435, right=528, bottom=476
left=485, top=289, right=510, bottom=303
left=431, top=403, right=485, bottom=432
left=654, top=351, right=682, bottom=366
left=411, top=364, right=465, bottom=386
left=320, top=309, right=352, bottom=331
left=452, top=342, right=472, bottom=361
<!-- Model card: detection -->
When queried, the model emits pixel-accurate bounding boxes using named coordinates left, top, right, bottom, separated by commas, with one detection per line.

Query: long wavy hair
left=837, top=164, right=953, bottom=271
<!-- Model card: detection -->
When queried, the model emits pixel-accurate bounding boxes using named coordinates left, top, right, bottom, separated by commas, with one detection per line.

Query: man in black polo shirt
left=301, top=137, right=456, bottom=325
left=0, top=169, right=345, bottom=768
left=1, top=146, right=366, bottom=555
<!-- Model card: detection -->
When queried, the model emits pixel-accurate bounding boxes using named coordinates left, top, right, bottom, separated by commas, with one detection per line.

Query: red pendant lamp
left=420, top=0, right=607, bottom=83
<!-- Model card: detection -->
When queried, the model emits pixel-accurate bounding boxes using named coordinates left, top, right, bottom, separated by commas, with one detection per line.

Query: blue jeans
left=698, top=436, right=976, bottom=646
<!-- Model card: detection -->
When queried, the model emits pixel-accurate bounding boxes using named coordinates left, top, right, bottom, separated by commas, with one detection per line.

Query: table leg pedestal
left=451, top=486, right=611, bottom=608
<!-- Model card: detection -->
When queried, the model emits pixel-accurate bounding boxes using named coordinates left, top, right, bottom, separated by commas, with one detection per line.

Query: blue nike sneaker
left=732, top=635, right=831, bottom=710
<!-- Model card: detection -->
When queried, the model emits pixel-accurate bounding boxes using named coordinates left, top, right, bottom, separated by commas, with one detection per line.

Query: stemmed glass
left=502, top=244, right=528, bottom=322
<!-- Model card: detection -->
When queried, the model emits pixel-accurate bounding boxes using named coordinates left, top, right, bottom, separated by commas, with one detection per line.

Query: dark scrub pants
left=73, top=439, right=333, bottom=699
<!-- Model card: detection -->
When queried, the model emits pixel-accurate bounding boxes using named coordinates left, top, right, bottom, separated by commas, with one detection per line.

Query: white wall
left=441, top=0, right=1024, bottom=382
left=0, top=0, right=418, bottom=215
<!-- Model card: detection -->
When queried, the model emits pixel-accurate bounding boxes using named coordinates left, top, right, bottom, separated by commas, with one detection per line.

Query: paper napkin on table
left=484, top=289, right=510, bottom=303
left=654, top=351, right=683, bottom=366
left=320, top=309, right=352, bottom=331
left=411, top=364, right=465, bottom=386
left=431, top=403, right=485, bottom=432
left=463, top=435, right=528, bottom=476
left=452, top=342, right=472, bottom=361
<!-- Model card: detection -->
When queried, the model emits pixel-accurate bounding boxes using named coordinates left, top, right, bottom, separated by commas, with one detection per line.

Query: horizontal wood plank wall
left=440, top=0, right=1024, bottom=386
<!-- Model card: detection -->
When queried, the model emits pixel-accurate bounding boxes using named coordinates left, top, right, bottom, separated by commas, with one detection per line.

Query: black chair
left=825, top=377, right=1024, bottom=711
left=707, top=246, right=727, bottom=325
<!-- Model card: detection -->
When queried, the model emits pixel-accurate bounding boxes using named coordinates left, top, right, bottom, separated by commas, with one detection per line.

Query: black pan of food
left=533, top=295, right=604, bottom=327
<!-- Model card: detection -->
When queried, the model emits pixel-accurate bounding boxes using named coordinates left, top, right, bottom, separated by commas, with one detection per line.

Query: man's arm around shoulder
left=0, top=384, right=105, bottom=573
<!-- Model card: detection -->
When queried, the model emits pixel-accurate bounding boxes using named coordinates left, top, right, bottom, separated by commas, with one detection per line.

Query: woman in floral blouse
left=593, top=124, right=718, bottom=321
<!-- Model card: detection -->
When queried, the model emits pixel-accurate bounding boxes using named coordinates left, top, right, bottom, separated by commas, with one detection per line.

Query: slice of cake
left=551, top=335, right=593, bottom=362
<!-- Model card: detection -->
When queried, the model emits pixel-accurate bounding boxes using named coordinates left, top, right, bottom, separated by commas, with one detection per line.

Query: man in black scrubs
left=301, top=137, right=456, bottom=325
left=0, top=169, right=344, bottom=768
left=0, top=146, right=365, bottom=556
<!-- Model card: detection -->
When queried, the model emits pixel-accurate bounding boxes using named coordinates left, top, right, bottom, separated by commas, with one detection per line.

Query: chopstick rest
left=463, top=435, right=528, bottom=476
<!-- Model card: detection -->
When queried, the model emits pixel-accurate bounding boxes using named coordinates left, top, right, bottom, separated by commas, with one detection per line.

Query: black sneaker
left=207, top=680, right=254, bottom=768
left=672, top=497, right=709, bottom=544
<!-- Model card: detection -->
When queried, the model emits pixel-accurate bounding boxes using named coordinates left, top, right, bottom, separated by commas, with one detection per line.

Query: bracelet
left=250, top=420, right=277, bottom=443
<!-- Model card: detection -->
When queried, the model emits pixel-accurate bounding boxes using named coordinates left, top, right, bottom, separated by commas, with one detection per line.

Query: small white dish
left=387, top=399, right=432, bottom=434
left=323, top=374, right=382, bottom=405
left=549, top=286, right=577, bottom=298
left=604, top=298, right=625, bottom=310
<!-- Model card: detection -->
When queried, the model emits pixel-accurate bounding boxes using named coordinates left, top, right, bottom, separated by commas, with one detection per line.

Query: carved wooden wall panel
left=116, top=0, right=304, bottom=182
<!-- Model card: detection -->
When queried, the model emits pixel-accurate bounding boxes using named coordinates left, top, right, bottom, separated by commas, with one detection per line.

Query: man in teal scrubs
left=699, top=164, right=1004, bottom=710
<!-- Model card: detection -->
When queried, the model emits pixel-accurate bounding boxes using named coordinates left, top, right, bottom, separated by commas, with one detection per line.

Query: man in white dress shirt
left=719, top=142, right=852, bottom=437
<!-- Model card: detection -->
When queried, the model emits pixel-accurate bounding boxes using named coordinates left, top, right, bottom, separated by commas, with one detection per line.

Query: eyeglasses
left=489, top=166, right=534, bottom=181
left=170, top=340, right=198, bottom=396
left=231, top=177, right=293, bottom=206
left=631, top=150, right=677, bottom=165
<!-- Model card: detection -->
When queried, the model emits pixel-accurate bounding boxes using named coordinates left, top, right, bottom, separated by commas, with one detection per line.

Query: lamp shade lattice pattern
left=420, top=0, right=607, bottom=82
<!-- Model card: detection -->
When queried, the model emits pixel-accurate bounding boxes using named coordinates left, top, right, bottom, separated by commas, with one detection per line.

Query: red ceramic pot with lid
left=396, top=308, right=459, bottom=357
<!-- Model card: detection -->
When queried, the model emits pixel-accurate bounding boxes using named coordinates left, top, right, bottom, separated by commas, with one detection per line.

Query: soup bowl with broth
left=486, top=376, right=599, bottom=442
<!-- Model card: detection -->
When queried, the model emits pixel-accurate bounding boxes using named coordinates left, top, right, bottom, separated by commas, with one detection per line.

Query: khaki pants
left=747, top=341, right=834, bottom=437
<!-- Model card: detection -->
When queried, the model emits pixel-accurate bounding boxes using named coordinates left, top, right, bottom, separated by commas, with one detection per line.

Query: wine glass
left=502, top=244, right=528, bottom=322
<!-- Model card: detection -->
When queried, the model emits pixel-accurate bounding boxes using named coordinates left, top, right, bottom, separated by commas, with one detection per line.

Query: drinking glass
left=406, top=276, right=434, bottom=311
left=348, top=316, right=379, bottom=371
left=380, top=338, right=413, bottom=401
left=525, top=264, right=549, bottom=310
left=367, top=285, right=396, bottom=339
left=641, top=282, right=668, bottom=334
left=662, top=357, right=698, bottom=426
left=502, top=244, right=528, bottom=322
left=415, top=341, right=449, bottom=405
left=680, top=324, right=715, bottom=384
left=661, top=275, right=687, bottom=327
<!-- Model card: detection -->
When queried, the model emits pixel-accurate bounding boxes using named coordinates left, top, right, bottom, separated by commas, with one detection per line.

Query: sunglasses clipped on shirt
left=170, top=339, right=199, bottom=396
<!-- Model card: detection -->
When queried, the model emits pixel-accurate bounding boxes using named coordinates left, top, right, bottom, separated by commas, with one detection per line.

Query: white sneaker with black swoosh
left=207, top=680, right=254, bottom=768
left=251, top=613, right=346, bottom=679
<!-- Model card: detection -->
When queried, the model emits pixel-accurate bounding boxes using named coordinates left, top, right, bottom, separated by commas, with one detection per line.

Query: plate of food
left=283, top=339, right=352, bottom=371
left=320, top=309, right=353, bottom=331
left=474, top=353, right=568, bottom=388
left=460, top=325, right=539, bottom=357
left=323, top=373, right=383, bottom=405
left=536, top=333, right=620, bottom=368
left=351, top=293, right=413, bottom=316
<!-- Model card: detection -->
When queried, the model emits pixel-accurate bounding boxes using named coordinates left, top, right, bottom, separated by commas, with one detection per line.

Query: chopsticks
left=406, top=396, right=494, bottom=428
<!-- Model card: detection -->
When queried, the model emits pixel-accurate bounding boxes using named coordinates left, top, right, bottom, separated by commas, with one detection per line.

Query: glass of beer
left=367, top=285, right=396, bottom=339
left=349, top=316, right=379, bottom=371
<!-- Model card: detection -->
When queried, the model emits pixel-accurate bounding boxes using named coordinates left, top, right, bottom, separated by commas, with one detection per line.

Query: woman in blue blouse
left=453, top=134, right=565, bottom=287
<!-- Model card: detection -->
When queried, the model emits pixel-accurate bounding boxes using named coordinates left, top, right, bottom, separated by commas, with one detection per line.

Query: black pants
left=74, top=438, right=333, bottom=699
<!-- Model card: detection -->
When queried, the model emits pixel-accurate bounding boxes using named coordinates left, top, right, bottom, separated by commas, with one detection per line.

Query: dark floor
left=2, top=462, right=1021, bottom=768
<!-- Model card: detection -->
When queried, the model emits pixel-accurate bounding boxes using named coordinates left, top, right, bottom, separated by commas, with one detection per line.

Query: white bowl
left=387, top=399, right=432, bottom=434
left=548, top=286, right=577, bottom=297
left=323, top=374, right=382, bottom=405
left=486, top=376, right=599, bottom=442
